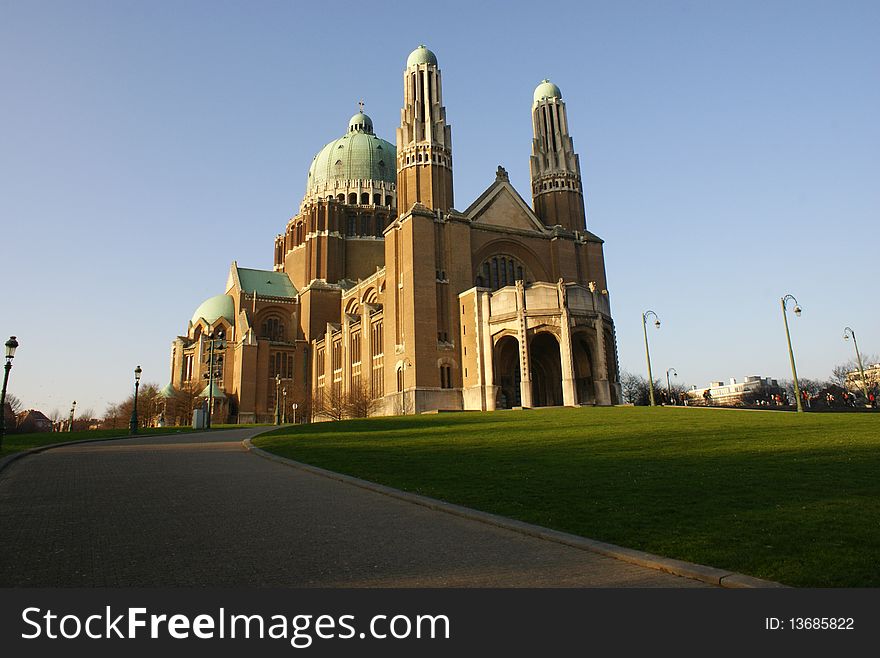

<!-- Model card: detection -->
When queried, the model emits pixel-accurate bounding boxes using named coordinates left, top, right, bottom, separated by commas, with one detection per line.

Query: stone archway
left=493, top=335, right=521, bottom=409
left=530, top=332, right=563, bottom=407
left=572, top=334, right=595, bottom=405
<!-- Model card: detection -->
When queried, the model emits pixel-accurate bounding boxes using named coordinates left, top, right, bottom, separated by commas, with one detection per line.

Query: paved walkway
left=0, top=429, right=709, bottom=587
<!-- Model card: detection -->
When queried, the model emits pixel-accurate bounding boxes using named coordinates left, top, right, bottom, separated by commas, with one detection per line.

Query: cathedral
left=166, top=45, right=621, bottom=424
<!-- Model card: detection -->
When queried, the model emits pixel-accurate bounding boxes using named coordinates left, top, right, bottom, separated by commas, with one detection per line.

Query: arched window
left=360, top=192, right=369, bottom=205
left=373, top=193, right=381, bottom=205
left=384, top=195, right=392, bottom=206
left=260, top=316, right=285, bottom=342
left=440, top=365, right=453, bottom=389
left=348, top=193, right=357, bottom=204
left=475, top=255, right=530, bottom=291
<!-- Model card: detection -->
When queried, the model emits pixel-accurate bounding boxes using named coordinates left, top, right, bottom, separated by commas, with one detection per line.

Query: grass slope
left=254, top=407, right=879, bottom=587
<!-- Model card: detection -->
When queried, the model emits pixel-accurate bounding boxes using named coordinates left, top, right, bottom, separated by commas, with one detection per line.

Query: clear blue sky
left=2, top=0, right=877, bottom=416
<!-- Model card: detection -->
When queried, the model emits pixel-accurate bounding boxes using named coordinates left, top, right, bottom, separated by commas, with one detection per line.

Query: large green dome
left=407, top=44, right=437, bottom=67
left=306, top=113, right=397, bottom=191
left=534, top=79, right=562, bottom=103
left=191, top=294, right=234, bottom=325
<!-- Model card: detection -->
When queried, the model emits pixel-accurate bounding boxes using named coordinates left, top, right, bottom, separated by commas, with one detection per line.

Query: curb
left=0, top=428, right=252, bottom=476
left=244, top=438, right=787, bottom=589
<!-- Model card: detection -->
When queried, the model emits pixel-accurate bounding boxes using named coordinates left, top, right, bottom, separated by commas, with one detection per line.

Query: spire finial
left=358, top=99, right=364, bottom=113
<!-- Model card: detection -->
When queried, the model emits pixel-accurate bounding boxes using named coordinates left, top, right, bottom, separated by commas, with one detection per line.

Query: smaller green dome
left=534, top=79, right=562, bottom=103
left=407, top=44, right=437, bottom=68
left=158, top=383, right=177, bottom=399
left=199, top=382, right=226, bottom=399
left=191, top=294, right=234, bottom=326
left=348, top=111, right=374, bottom=134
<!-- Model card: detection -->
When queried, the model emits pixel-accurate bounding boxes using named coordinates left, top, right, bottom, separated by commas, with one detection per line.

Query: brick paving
left=0, top=428, right=710, bottom=587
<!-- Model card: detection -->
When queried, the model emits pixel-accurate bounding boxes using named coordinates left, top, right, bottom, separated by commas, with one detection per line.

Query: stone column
left=342, top=314, right=351, bottom=396
left=558, top=281, right=578, bottom=406
left=592, top=286, right=612, bottom=406
left=478, top=290, right=497, bottom=411
left=516, top=281, right=533, bottom=408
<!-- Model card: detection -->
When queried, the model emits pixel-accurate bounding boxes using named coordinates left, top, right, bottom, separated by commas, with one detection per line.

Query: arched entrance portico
left=493, top=335, right=521, bottom=409
left=572, top=334, right=595, bottom=405
left=530, top=332, right=563, bottom=407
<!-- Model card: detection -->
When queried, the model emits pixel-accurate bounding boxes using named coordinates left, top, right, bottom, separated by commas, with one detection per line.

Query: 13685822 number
left=790, top=617, right=854, bottom=630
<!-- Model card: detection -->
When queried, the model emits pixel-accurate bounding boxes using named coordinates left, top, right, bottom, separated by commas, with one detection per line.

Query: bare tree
left=5, top=393, right=23, bottom=415
left=831, top=355, right=879, bottom=389
left=314, top=385, right=348, bottom=421
left=619, top=371, right=661, bottom=406
left=346, top=381, right=379, bottom=418
left=72, top=408, right=95, bottom=431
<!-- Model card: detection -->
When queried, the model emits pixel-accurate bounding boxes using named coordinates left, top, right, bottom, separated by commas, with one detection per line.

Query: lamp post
left=282, top=387, right=288, bottom=424
left=666, top=368, right=678, bottom=405
left=0, top=335, right=19, bottom=449
left=68, top=400, right=76, bottom=432
left=781, top=295, right=803, bottom=413
left=291, top=402, right=298, bottom=425
left=274, top=374, right=281, bottom=425
left=203, top=330, right=225, bottom=429
left=641, top=311, right=661, bottom=406
left=843, top=327, right=868, bottom=399
left=129, top=365, right=142, bottom=434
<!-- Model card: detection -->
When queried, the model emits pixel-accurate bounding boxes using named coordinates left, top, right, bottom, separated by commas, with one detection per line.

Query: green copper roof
left=191, top=294, right=234, bottom=325
left=158, top=383, right=177, bottom=399
left=348, top=111, right=373, bottom=134
left=307, top=117, right=396, bottom=190
left=237, top=267, right=298, bottom=298
left=534, top=79, right=562, bottom=103
left=199, top=382, right=226, bottom=399
left=407, top=44, right=437, bottom=67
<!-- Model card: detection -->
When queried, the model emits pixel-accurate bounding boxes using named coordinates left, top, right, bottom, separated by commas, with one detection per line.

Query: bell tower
left=396, top=45, right=454, bottom=212
left=529, top=80, right=586, bottom=232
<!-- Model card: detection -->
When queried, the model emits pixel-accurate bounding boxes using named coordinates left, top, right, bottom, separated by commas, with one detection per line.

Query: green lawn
left=254, top=407, right=880, bottom=587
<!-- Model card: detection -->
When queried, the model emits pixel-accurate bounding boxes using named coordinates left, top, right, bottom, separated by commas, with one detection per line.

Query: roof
left=534, top=79, right=562, bottom=103
left=158, top=383, right=177, bottom=399
left=199, top=383, right=226, bottom=399
left=191, top=294, right=234, bottom=325
left=407, top=44, right=437, bottom=67
left=306, top=121, right=396, bottom=191
left=237, top=267, right=298, bottom=298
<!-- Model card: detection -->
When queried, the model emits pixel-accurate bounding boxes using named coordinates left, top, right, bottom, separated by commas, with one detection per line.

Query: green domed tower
left=529, top=79, right=585, bottom=232
left=274, top=108, right=398, bottom=292
left=303, top=110, right=397, bottom=208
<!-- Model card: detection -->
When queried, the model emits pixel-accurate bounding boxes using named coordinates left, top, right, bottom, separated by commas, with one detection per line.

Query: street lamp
left=843, top=327, right=868, bottom=399
left=0, top=335, right=19, bottom=449
left=282, top=386, right=288, bottom=424
left=781, top=295, right=803, bottom=413
left=203, top=329, right=225, bottom=429
left=641, top=311, right=661, bottom=406
left=274, top=374, right=281, bottom=425
left=129, top=365, right=142, bottom=434
left=68, top=400, right=76, bottom=432
left=666, top=368, right=678, bottom=405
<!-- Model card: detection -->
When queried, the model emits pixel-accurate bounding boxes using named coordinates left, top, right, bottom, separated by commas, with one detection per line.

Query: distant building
left=687, top=376, right=786, bottom=407
left=845, top=363, right=880, bottom=395
left=15, top=410, right=54, bottom=433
